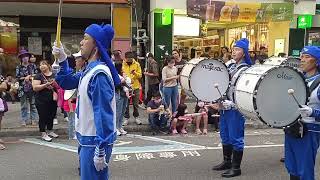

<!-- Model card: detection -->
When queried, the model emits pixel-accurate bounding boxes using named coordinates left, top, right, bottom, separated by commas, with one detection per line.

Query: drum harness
left=285, top=76, right=320, bottom=138
left=219, top=63, right=249, bottom=114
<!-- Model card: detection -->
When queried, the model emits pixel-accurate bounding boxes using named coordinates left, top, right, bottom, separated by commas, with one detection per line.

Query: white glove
left=222, top=100, right=235, bottom=110
left=52, top=42, right=67, bottom=63
left=298, top=105, right=313, bottom=118
left=93, top=147, right=108, bottom=171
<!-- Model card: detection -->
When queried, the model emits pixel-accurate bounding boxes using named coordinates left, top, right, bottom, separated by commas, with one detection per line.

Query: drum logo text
left=277, top=72, right=293, bottom=80
left=201, top=63, right=223, bottom=72
left=285, top=62, right=299, bottom=68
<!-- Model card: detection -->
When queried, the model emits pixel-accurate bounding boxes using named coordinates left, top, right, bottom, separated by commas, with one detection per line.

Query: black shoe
left=221, top=150, right=243, bottom=178
left=222, top=168, right=241, bottom=178
left=280, top=157, right=285, bottom=163
left=290, top=175, right=300, bottom=180
left=212, top=145, right=232, bottom=171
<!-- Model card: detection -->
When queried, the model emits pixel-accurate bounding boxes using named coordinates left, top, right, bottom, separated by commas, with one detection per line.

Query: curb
left=0, top=123, right=269, bottom=138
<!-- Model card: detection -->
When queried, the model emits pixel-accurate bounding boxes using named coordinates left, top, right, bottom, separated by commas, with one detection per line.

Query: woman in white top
left=161, top=56, right=179, bottom=113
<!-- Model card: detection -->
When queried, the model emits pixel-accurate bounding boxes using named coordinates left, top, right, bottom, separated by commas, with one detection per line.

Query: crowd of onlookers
left=112, top=49, right=222, bottom=136
left=0, top=49, right=83, bottom=148
left=0, top=45, right=277, bottom=150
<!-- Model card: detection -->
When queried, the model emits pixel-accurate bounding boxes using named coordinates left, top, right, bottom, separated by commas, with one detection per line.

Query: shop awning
left=0, top=2, right=112, bottom=19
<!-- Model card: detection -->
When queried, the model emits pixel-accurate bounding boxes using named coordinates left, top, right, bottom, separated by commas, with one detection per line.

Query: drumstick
left=52, top=0, right=63, bottom=74
left=211, top=114, right=220, bottom=117
left=288, top=89, right=303, bottom=108
left=184, top=113, right=205, bottom=117
left=214, top=83, right=223, bottom=99
left=214, top=83, right=226, bottom=113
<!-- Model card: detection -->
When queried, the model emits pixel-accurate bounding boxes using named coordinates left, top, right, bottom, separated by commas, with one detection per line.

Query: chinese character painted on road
left=181, top=150, right=201, bottom=157
left=113, top=154, right=131, bottom=162
left=135, top=153, right=155, bottom=160
left=159, top=152, right=178, bottom=159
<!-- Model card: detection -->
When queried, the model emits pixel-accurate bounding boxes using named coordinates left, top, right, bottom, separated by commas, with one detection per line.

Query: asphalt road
left=0, top=129, right=319, bottom=180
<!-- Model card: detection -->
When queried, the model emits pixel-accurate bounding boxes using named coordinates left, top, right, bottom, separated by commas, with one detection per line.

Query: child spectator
left=147, top=92, right=171, bottom=134
left=121, top=72, right=132, bottom=99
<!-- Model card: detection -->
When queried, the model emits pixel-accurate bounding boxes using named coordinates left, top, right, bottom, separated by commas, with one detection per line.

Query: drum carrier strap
left=285, top=75, right=320, bottom=138
left=230, top=64, right=250, bottom=101
left=309, top=76, right=320, bottom=94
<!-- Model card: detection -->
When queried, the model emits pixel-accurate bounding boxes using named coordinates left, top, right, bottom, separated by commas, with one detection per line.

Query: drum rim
left=181, top=58, right=231, bottom=103
left=251, top=65, right=309, bottom=128
left=264, top=56, right=301, bottom=64
left=64, top=89, right=77, bottom=100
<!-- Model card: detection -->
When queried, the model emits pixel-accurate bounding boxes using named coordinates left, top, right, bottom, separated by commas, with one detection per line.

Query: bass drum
left=234, top=65, right=308, bottom=128
left=180, top=58, right=230, bottom=102
left=263, top=57, right=301, bottom=69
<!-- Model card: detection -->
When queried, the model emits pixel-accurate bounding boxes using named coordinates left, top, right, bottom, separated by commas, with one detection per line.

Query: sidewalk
left=0, top=101, right=267, bottom=137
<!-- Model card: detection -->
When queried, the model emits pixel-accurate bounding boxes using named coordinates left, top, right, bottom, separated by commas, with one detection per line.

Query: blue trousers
left=79, top=145, right=113, bottom=180
left=219, top=109, right=245, bottom=151
left=20, top=92, right=38, bottom=123
left=163, top=85, right=178, bottom=113
left=285, top=125, right=320, bottom=180
left=115, top=93, right=128, bottom=129
left=67, top=112, right=75, bottom=139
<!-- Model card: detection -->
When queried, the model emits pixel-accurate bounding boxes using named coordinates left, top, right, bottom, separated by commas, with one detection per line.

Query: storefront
left=149, top=0, right=294, bottom=62
left=288, top=3, right=320, bottom=56
left=0, top=18, right=19, bottom=55
left=179, top=0, right=293, bottom=58
left=0, top=1, right=131, bottom=61
left=0, top=18, right=20, bottom=75
left=306, top=4, right=320, bottom=46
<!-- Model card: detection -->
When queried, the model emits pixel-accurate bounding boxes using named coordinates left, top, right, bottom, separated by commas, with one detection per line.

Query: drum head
left=255, top=66, right=307, bottom=128
left=64, top=89, right=77, bottom=100
left=189, top=59, right=230, bottom=102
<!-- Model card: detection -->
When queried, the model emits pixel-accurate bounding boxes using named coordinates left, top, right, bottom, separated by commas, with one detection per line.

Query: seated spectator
left=147, top=92, right=171, bottom=134
left=194, top=101, right=209, bottom=135
left=171, top=104, right=190, bottom=135
left=207, top=105, right=220, bottom=132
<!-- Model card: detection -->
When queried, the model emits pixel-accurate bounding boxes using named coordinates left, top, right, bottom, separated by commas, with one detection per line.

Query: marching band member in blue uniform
left=52, top=24, right=120, bottom=180
left=212, top=38, right=252, bottom=178
left=285, top=46, right=320, bottom=180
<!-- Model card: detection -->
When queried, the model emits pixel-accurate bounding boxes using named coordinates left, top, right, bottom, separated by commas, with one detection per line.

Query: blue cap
left=301, top=46, right=320, bottom=66
left=85, top=24, right=120, bottom=86
left=234, top=38, right=252, bottom=65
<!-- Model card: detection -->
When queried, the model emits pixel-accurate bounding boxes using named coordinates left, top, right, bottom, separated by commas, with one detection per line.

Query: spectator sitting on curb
left=147, top=92, right=171, bottom=135
left=171, top=104, right=189, bottom=135
left=194, top=101, right=209, bottom=135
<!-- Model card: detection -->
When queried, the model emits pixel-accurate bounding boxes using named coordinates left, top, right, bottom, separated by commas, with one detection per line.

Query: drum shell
left=180, top=58, right=230, bottom=102
left=235, top=65, right=308, bottom=128
left=263, top=57, right=301, bottom=69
